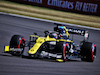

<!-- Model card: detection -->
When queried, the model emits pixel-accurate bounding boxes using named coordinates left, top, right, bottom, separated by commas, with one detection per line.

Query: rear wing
left=67, top=28, right=86, bottom=36
left=54, top=23, right=88, bottom=35
left=54, top=23, right=89, bottom=40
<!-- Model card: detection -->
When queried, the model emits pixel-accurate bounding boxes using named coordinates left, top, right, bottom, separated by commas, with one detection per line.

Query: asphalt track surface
left=0, top=13, right=100, bottom=75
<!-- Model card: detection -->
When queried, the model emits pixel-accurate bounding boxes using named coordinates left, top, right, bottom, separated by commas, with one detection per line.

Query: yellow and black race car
left=4, top=23, right=96, bottom=62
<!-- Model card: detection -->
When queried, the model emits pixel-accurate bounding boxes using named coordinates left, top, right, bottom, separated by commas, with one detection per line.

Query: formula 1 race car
left=4, top=23, right=96, bottom=62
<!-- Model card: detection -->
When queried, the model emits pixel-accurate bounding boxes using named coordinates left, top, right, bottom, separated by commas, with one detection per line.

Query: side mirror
left=44, top=31, right=49, bottom=37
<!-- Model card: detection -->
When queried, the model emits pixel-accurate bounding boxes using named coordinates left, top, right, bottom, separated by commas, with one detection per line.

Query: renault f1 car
left=4, top=23, right=96, bottom=62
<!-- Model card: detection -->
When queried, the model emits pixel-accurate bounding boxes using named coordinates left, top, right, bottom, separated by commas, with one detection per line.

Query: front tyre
left=10, top=35, right=25, bottom=56
left=62, top=43, right=69, bottom=61
left=80, top=42, right=96, bottom=62
left=55, top=42, right=69, bottom=62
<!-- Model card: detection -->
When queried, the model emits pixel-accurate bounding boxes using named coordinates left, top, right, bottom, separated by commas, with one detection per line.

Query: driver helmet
left=50, top=32, right=58, bottom=39
left=53, top=33, right=57, bottom=39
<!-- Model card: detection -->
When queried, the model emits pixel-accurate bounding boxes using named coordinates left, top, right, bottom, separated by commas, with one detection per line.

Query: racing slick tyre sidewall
left=62, top=43, right=69, bottom=62
left=10, top=35, right=25, bottom=56
left=80, top=42, right=96, bottom=62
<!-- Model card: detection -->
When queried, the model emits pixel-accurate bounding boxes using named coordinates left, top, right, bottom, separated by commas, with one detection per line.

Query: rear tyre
left=80, top=42, right=96, bottom=62
left=10, top=35, right=25, bottom=56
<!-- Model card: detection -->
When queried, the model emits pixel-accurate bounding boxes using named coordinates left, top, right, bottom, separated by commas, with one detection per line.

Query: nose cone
left=28, top=49, right=35, bottom=54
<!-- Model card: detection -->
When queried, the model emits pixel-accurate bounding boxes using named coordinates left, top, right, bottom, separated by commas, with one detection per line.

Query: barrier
left=6, top=0, right=100, bottom=16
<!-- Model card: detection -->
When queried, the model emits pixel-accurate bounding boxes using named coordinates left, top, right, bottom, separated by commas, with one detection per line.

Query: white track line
left=0, top=12, right=100, bottom=31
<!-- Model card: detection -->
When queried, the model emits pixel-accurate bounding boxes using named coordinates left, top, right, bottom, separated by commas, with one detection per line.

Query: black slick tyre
left=56, top=42, right=69, bottom=62
left=80, top=42, right=96, bottom=62
left=10, top=35, right=25, bottom=55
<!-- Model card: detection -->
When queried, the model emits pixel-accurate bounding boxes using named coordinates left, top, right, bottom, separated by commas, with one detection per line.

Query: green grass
left=0, top=0, right=100, bottom=28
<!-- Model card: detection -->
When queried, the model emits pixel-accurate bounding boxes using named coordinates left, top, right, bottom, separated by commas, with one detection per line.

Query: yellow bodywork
left=4, top=46, right=10, bottom=52
left=28, top=35, right=56, bottom=55
left=56, top=59, right=64, bottom=62
left=28, top=34, right=73, bottom=55
left=63, top=26, right=69, bottom=37
left=28, top=43, right=43, bottom=54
